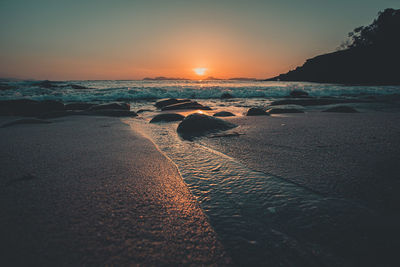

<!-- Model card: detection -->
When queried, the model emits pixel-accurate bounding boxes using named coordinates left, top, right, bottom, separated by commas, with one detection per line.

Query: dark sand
left=0, top=116, right=230, bottom=266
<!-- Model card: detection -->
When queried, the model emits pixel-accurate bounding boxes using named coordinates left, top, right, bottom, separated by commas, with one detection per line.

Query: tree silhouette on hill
left=341, top=8, right=400, bottom=49
left=268, top=8, right=400, bottom=85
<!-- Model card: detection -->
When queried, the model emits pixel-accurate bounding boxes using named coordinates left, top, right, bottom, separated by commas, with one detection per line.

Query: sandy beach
left=0, top=115, right=230, bottom=266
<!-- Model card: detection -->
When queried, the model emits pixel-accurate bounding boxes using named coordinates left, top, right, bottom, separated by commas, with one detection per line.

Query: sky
left=0, top=0, right=399, bottom=80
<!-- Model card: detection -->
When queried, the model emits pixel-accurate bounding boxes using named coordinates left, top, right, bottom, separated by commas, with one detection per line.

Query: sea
left=1, top=79, right=399, bottom=103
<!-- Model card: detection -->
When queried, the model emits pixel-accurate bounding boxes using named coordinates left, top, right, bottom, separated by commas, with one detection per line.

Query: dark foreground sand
left=0, top=116, right=230, bottom=266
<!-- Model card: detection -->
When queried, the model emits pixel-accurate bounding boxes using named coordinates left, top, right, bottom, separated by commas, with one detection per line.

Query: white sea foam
left=1, top=80, right=399, bottom=102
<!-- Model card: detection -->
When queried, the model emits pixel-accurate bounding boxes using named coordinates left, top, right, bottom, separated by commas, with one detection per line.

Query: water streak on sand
left=130, top=118, right=379, bottom=266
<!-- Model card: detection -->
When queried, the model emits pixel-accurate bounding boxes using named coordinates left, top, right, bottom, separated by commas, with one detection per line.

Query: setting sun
left=193, top=68, right=207, bottom=76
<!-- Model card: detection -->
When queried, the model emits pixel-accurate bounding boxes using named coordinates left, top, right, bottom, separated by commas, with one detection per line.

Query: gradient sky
left=1, top=0, right=399, bottom=80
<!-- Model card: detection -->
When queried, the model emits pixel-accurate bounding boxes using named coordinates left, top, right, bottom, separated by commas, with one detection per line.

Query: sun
left=193, top=67, right=207, bottom=76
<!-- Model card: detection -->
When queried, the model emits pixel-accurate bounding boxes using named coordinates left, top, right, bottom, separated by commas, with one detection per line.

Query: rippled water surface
left=1, top=79, right=399, bottom=102
left=131, top=119, right=385, bottom=266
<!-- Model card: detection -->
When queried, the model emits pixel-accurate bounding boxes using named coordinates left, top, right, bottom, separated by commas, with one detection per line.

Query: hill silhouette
left=267, top=8, right=400, bottom=85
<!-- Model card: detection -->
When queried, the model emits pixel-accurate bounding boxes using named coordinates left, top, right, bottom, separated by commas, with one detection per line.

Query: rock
left=161, top=101, right=211, bottom=111
left=177, top=113, right=237, bottom=138
left=69, top=84, right=89, bottom=89
left=1, top=118, right=52, bottom=128
left=89, top=102, right=130, bottom=111
left=0, top=99, right=64, bottom=116
left=150, top=113, right=185, bottom=123
left=136, top=109, right=153, bottom=114
left=270, top=98, right=364, bottom=106
left=0, top=83, right=14, bottom=91
left=267, top=108, right=304, bottom=114
left=36, top=80, right=58, bottom=88
left=289, top=90, right=309, bottom=98
left=220, top=92, right=233, bottom=99
left=246, top=107, right=269, bottom=116
left=65, top=103, right=96, bottom=110
left=323, top=106, right=359, bottom=113
left=213, top=111, right=235, bottom=117
left=155, top=98, right=191, bottom=109
left=85, top=109, right=137, bottom=117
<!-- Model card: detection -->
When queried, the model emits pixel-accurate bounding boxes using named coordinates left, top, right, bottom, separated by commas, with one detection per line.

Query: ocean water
left=1, top=80, right=400, bottom=104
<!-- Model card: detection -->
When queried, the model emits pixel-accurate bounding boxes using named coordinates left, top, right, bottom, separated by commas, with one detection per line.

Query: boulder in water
left=69, top=84, right=89, bottom=89
left=89, top=102, right=130, bottom=111
left=270, top=98, right=364, bottom=106
left=85, top=109, right=137, bottom=117
left=213, top=111, right=235, bottom=117
left=155, top=98, right=191, bottom=109
left=150, top=113, right=185, bottom=123
left=323, top=106, right=359, bottom=113
left=246, top=107, right=269, bottom=116
left=0, top=83, right=14, bottom=91
left=220, top=92, right=233, bottom=99
left=177, top=113, right=237, bottom=138
left=65, top=103, right=96, bottom=110
left=36, top=80, right=59, bottom=89
left=136, top=109, right=153, bottom=114
left=161, top=101, right=211, bottom=111
left=289, top=90, right=309, bottom=98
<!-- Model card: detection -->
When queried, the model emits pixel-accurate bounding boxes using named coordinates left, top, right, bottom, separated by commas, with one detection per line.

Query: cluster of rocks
left=150, top=98, right=238, bottom=139
left=243, top=90, right=359, bottom=115
left=0, top=99, right=137, bottom=118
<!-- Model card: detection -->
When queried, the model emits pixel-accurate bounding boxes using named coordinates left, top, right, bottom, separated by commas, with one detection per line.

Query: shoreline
left=0, top=115, right=231, bottom=266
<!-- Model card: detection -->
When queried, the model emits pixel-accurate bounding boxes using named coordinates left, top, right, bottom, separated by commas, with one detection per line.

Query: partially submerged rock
left=1, top=118, right=52, bottom=128
left=36, top=80, right=58, bottom=88
left=89, top=102, right=130, bottom=111
left=85, top=109, right=137, bottom=117
left=267, top=108, right=304, bottom=114
left=150, top=113, right=185, bottom=123
left=0, top=83, right=14, bottom=91
left=136, top=109, right=153, bottom=114
left=0, top=99, right=64, bottom=116
left=270, top=98, right=364, bottom=106
left=177, top=113, right=237, bottom=138
left=65, top=103, right=96, bottom=110
left=246, top=107, right=269, bottom=116
left=155, top=98, right=191, bottom=109
left=289, top=90, right=309, bottom=98
left=213, top=111, right=235, bottom=117
left=161, top=101, right=211, bottom=111
left=220, top=92, right=234, bottom=99
left=69, top=84, right=89, bottom=89
left=323, top=106, right=359, bottom=113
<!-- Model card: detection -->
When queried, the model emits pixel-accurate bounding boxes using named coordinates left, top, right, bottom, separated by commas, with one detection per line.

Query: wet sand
left=201, top=111, right=400, bottom=213
left=0, top=116, right=230, bottom=266
left=197, top=111, right=400, bottom=265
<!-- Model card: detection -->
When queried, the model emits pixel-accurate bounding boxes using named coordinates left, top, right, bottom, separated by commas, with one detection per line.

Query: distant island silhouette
left=143, top=76, right=257, bottom=81
left=266, top=8, right=400, bottom=85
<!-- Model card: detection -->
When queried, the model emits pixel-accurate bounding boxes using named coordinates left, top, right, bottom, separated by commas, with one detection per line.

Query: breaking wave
left=0, top=79, right=399, bottom=102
